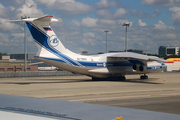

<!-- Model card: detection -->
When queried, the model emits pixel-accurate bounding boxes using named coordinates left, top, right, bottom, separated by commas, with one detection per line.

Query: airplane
left=7, top=15, right=167, bottom=80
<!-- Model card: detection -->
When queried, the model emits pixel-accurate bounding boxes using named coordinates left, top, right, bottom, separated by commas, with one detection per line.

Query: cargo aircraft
left=8, top=15, right=167, bottom=80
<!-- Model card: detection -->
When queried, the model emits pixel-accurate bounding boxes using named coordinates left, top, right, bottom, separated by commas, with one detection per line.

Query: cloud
left=82, top=17, right=98, bottom=27
left=137, top=11, right=148, bottom=18
left=0, top=0, right=25, bottom=7
left=129, top=9, right=148, bottom=18
left=129, top=8, right=160, bottom=18
left=165, top=33, right=177, bottom=39
left=151, top=9, right=160, bottom=17
left=96, top=0, right=109, bottom=8
left=0, top=32, right=37, bottom=54
left=96, top=8, right=127, bottom=19
left=83, top=32, right=95, bottom=38
left=138, top=19, right=147, bottom=26
left=70, top=19, right=81, bottom=27
left=96, top=9, right=114, bottom=19
left=0, top=0, right=179, bottom=55
left=25, top=0, right=36, bottom=7
left=169, top=6, right=180, bottom=27
left=0, top=3, right=16, bottom=19
left=17, top=0, right=44, bottom=18
left=153, top=20, right=174, bottom=30
left=98, top=19, right=117, bottom=26
left=51, top=17, right=64, bottom=28
left=82, top=38, right=95, bottom=46
left=153, top=33, right=177, bottom=40
left=35, top=0, right=91, bottom=15
left=0, top=19, right=22, bottom=33
left=95, top=0, right=123, bottom=8
left=141, top=0, right=180, bottom=6
left=129, top=9, right=139, bottom=16
left=114, top=8, right=127, bottom=19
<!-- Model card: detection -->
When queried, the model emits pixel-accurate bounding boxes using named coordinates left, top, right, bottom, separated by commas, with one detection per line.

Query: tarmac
left=0, top=72, right=180, bottom=115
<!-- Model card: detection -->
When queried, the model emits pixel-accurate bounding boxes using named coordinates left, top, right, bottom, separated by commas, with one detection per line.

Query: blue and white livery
left=8, top=15, right=167, bottom=80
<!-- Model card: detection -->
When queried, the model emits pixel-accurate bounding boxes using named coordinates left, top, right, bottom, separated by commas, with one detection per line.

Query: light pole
left=21, top=16, right=28, bottom=74
left=104, top=30, right=109, bottom=53
left=122, top=22, right=130, bottom=52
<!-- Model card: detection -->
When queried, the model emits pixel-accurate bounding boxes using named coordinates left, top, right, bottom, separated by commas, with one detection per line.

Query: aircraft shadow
left=0, top=78, right=162, bottom=85
left=83, top=78, right=162, bottom=84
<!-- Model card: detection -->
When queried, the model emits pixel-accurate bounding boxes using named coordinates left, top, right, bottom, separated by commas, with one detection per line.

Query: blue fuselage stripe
left=36, top=56, right=134, bottom=68
left=147, top=66, right=163, bottom=70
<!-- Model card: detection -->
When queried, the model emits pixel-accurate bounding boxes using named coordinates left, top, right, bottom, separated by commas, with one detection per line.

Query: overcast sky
left=0, top=0, right=180, bottom=54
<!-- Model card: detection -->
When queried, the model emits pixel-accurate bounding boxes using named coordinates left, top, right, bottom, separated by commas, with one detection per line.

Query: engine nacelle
left=139, top=65, right=144, bottom=72
left=132, top=64, right=147, bottom=72
left=132, top=64, right=137, bottom=70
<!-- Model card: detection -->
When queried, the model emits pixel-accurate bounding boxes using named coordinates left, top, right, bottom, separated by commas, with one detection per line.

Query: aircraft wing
left=1, top=94, right=180, bottom=120
left=107, top=52, right=167, bottom=63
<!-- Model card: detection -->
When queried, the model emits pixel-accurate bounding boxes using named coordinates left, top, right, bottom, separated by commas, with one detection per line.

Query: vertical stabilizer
left=6, top=15, right=84, bottom=68
left=25, top=15, right=68, bottom=58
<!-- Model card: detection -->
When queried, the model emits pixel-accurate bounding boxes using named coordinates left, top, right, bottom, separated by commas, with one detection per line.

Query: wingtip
left=46, top=15, right=53, bottom=17
left=164, top=61, right=174, bottom=63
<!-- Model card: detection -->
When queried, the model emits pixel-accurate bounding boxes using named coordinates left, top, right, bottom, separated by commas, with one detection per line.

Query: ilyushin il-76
left=8, top=15, right=167, bottom=80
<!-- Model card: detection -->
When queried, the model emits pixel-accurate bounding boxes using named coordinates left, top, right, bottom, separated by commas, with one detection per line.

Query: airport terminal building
left=159, top=46, right=179, bottom=56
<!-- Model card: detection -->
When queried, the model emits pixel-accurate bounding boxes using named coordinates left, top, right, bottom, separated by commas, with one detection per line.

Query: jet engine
left=132, top=64, right=147, bottom=72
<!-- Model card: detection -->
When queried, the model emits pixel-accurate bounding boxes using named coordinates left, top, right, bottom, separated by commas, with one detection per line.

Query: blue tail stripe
left=26, top=22, right=49, bottom=48
left=26, top=22, right=81, bottom=67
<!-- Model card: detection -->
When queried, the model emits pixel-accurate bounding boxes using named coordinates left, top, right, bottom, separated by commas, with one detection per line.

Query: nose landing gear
left=140, top=74, right=148, bottom=79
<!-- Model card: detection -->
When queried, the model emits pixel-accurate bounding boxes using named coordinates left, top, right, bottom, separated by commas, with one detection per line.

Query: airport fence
left=0, top=71, right=78, bottom=78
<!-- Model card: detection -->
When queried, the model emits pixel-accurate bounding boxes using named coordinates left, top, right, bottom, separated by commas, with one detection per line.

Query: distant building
left=0, top=55, right=10, bottom=60
left=0, top=59, right=38, bottom=72
left=0, top=59, right=29, bottom=66
left=10, top=53, right=36, bottom=60
left=8, top=53, right=55, bottom=71
left=10, top=53, right=53, bottom=69
left=159, top=46, right=179, bottom=56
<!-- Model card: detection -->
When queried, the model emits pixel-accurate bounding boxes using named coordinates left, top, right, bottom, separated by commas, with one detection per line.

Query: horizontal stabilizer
left=5, top=15, right=58, bottom=23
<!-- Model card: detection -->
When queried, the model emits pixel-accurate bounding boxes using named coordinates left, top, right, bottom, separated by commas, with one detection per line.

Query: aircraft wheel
left=140, top=75, right=148, bottom=79
left=118, top=76, right=126, bottom=81
left=92, top=77, right=103, bottom=81
left=92, top=77, right=97, bottom=80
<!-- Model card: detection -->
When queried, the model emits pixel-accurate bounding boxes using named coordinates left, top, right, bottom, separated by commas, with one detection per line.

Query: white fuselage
left=20, top=16, right=166, bottom=78
left=35, top=48, right=166, bottom=78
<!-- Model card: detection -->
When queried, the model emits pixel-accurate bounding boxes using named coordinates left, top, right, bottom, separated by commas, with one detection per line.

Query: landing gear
left=92, top=77, right=103, bottom=81
left=140, top=74, right=148, bottom=79
left=117, top=76, right=126, bottom=81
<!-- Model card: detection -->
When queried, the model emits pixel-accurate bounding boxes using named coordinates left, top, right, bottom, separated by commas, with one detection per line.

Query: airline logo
left=48, top=35, right=59, bottom=47
left=43, top=27, right=52, bottom=31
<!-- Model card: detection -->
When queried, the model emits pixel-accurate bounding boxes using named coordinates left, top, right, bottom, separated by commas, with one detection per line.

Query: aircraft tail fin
left=7, top=15, right=68, bottom=58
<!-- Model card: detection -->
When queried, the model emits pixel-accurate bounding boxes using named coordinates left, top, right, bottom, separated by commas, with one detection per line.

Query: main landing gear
left=140, top=74, right=148, bottom=79
left=117, top=76, right=126, bottom=81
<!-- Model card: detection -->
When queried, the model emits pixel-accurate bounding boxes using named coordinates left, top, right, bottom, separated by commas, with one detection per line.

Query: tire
left=140, top=75, right=148, bottom=79
left=118, top=76, right=126, bottom=81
